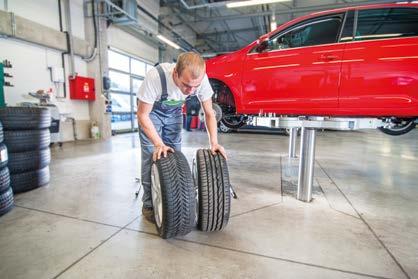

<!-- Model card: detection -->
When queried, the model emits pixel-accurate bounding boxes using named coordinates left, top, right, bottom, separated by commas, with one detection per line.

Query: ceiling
left=157, top=0, right=400, bottom=54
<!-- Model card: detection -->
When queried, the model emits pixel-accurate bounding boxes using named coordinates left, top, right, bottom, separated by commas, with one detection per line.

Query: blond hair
left=175, top=52, right=206, bottom=79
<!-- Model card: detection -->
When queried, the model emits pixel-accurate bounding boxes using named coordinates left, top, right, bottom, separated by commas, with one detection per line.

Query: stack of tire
left=0, top=107, right=51, bottom=193
left=0, top=121, right=13, bottom=216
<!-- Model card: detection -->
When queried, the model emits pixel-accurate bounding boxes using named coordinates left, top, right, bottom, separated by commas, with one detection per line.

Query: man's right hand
left=153, top=144, right=174, bottom=161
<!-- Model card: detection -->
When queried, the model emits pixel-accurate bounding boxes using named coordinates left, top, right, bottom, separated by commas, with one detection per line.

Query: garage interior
left=0, top=0, right=417, bottom=278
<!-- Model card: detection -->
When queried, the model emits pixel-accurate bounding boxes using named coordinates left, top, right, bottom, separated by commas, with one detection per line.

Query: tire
left=8, top=148, right=51, bottom=174
left=10, top=166, right=50, bottom=193
left=0, top=143, right=8, bottom=169
left=0, top=187, right=14, bottom=216
left=194, top=149, right=231, bottom=232
left=378, top=119, right=416, bottom=136
left=0, top=106, right=51, bottom=130
left=218, top=121, right=232, bottom=133
left=4, top=129, right=50, bottom=152
left=220, top=116, right=247, bottom=129
left=0, top=167, right=10, bottom=194
left=151, top=152, right=196, bottom=239
left=0, top=121, right=3, bottom=143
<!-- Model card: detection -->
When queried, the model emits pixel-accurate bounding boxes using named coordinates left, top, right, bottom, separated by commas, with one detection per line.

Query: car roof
left=266, top=3, right=418, bottom=38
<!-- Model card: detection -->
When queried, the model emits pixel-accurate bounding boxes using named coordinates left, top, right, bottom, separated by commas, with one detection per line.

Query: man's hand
left=153, top=144, right=174, bottom=161
left=211, top=143, right=227, bottom=160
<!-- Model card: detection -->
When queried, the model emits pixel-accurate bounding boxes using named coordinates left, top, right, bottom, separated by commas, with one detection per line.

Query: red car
left=206, top=3, right=418, bottom=135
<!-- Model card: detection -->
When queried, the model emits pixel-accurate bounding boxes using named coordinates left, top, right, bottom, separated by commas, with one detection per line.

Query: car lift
left=250, top=116, right=384, bottom=202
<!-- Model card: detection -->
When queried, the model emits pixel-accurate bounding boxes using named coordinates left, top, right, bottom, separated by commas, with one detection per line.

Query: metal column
left=288, top=127, right=298, bottom=158
left=297, top=127, right=316, bottom=202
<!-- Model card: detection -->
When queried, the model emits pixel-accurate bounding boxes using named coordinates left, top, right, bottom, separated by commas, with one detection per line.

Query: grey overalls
left=139, top=65, right=184, bottom=209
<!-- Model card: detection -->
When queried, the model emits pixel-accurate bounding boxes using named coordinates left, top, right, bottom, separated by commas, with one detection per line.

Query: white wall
left=0, top=0, right=90, bottom=124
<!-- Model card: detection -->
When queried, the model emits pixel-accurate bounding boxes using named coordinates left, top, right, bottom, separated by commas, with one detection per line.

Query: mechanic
left=137, top=52, right=227, bottom=223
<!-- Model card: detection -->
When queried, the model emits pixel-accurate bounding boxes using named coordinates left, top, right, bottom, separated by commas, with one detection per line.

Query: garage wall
left=0, top=0, right=91, bottom=139
left=108, top=0, right=159, bottom=64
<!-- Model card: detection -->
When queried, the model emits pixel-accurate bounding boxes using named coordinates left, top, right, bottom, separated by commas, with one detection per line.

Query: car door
left=242, top=13, right=346, bottom=115
left=339, top=7, right=418, bottom=116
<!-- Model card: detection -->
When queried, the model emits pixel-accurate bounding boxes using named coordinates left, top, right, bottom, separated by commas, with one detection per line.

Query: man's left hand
left=211, top=143, right=227, bottom=160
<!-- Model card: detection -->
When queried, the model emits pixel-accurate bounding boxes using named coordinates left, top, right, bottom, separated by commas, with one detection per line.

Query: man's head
left=173, top=52, right=206, bottom=95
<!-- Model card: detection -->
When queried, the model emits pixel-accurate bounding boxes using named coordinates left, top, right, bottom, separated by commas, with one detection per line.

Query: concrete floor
left=0, top=128, right=417, bottom=279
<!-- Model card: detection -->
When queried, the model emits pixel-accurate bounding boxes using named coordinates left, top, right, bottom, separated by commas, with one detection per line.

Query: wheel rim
left=384, top=119, right=414, bottom=131
left=151, top=164, right=163, bottom=228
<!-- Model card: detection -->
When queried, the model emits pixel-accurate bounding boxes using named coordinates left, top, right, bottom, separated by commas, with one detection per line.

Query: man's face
left=175, top=68, right=204, bottom=95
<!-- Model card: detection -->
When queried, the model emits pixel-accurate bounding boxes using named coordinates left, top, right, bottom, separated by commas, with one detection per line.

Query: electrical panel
left=69, top=75, right=96, bottom=101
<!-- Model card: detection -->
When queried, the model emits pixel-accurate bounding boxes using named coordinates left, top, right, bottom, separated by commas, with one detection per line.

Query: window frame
left=352, top=7, right=418, bottom=42
left=250, top=12, right=347, bottom=54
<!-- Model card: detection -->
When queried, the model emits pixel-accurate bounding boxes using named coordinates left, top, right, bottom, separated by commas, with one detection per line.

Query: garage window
left=355, top=8, right=418, bottom=41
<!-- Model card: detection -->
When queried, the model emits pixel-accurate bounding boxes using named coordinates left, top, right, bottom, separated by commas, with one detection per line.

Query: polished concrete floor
left=0, top=128, right=417, bottom=279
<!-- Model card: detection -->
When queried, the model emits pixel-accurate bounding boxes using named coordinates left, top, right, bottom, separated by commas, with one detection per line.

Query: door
left=242, top=14, right=345, bottom=115
left=339, top=7, right=418, bottom=117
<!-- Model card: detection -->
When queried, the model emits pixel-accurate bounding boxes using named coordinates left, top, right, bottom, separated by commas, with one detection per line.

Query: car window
left=355, top=8, right=418, bottom=41
left=267, top=16, right=342, bottom=51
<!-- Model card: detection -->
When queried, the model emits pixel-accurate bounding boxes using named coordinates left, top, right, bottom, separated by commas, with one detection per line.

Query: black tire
left=0, top=106, right=51, bottom=130
left=151, top=152, right=196, bottom=239
left=10, top=166, right=50, bottom=193
left=0, top=121, right=3, bottom=143
left=0, top=187, right=14, bottom=216
left=8, top=148, right=51, bottom=174
left=0, top=167, right=10, bottom=194
left=378, top=119, right=416, bottom=136
left=194, top=149, right=231, bottom=232
left=4, top=129, right=50, bottom=153
left=0, top=143, right=8, bottom=169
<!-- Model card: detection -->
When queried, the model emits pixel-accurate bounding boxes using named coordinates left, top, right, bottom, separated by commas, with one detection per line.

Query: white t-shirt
left=137, top=63, right=213, bottom=105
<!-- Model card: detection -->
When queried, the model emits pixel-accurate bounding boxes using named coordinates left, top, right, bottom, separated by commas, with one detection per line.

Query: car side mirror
left=256, top=40, right=269, bottom=53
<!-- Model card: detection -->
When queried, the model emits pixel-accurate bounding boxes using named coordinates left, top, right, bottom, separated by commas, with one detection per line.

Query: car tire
left=4, top=129, right=51, bottom=152
left=8, top=148, right=51, bottom=174
left=0, top=121, right=3, bottom=143
left=0, top=106, right=51, bottom=130
left=378, top=119, right=416, bottom=136
left=151, top=152, right=196, bottom=239
left=10, top=166, right=50, bottom=193
left=0, top=167, right=10, bottom=194
left=0, top=187, right=14, bottom=217
left=0, top=143, right=8, bottom=169
left=194, top=149, right=231, bottom=232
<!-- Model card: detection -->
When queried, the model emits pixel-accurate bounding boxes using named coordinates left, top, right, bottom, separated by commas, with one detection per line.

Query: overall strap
left=156, top=65, right=168, bottom=101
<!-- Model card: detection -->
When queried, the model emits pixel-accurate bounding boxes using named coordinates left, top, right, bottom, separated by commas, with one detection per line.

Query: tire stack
left=0, top=121, right=14, bottom=216
left=0, top=107, right=51, bottom=193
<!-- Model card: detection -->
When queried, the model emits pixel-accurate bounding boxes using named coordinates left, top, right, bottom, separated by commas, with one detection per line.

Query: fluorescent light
left=156, top=35, right=180, bottom=49
left=227, top=0, right=291, bottom=8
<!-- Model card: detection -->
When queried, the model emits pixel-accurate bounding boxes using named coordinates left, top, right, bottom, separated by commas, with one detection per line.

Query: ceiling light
left=227, top=0, right=291, bottom=8
left=156, top=35, right=180, bottom=49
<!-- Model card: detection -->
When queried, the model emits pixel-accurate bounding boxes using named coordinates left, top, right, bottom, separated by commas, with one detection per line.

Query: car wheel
left=194, top=149, right=231, bottom=232
left=151, top=152, right=196, bottom=239
left=218, top=121, right=231, bottom=133
left=221, top=115, right=247, bottom=129
left=378, top=118, right=416, bottom=136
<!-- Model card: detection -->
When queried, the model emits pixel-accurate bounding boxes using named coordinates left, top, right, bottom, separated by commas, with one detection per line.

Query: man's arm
left=137, top=101, right=174, bottom=161
left=201, top=99, right=227, bottom=159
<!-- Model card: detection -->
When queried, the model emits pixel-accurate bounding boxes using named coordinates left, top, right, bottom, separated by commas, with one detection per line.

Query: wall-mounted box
left=69, top=76, right=95, bottom=100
